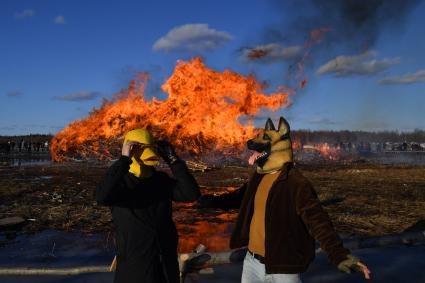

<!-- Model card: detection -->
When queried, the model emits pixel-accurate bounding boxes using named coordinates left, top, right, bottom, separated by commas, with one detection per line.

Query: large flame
left=51, top=57, right=291, bottom=161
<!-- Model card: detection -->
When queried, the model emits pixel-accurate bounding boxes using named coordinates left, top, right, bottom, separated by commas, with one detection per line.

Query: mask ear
left=265, top=118, right=276, bottom=131
left=278, top=117, right=290, bottom=136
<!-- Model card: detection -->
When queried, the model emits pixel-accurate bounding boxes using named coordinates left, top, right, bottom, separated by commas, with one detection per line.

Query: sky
left=1, top=0, right=424, bottom=136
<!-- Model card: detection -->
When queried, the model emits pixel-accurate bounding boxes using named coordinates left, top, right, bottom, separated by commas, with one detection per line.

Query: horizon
left=2, top=128, right=425, bottom=139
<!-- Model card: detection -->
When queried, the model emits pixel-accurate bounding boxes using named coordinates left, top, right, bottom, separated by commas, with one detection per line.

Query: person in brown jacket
left=199, top=117, right=370, bottom=283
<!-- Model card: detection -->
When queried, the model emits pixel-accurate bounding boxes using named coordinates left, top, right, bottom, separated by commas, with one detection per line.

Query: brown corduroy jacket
left=210, top=163, right=349, bottom=274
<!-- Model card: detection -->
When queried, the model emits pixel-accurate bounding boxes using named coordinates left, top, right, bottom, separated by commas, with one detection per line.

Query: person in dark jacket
left=199, top=117, right=370, bottom=283
left=96, top=128, right=201, bottom=283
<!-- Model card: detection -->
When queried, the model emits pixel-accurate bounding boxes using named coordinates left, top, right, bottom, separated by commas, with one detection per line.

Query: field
left=1, top=161, right=425, bottom=252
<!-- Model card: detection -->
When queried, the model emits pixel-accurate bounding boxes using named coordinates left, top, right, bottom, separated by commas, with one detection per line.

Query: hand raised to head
left=122, top=141, right=141, bottom=157
left=156, top=140, right=179, bottom=165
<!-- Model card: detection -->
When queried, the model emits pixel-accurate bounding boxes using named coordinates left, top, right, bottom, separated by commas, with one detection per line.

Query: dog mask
left=247, top=117, right=293, bottom=174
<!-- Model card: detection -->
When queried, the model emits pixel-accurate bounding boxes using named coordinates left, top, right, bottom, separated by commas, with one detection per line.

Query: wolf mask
left=247, top=116, right=293, bottom=174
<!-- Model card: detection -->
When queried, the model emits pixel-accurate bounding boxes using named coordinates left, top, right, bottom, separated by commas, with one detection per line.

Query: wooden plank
left=0, top=217, right=25, bottom=227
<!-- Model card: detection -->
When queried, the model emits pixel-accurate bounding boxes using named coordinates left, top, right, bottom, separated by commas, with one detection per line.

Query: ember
left=51, top=58, right=291, bottom=162
left=307, top=27, right=333, bottom=47
left=246, top=48, right=271, bottom=59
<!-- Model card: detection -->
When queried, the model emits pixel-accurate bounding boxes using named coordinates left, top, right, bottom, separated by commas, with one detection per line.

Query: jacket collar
left=251, top=162, right=293, bottom=184
left=275, top=162, right=293, bottom=182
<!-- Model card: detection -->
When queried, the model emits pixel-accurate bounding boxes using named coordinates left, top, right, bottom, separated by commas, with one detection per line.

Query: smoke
left=264, top=0, right=420, bottom=54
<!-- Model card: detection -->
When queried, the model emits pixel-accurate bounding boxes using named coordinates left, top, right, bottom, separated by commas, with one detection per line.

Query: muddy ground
left=1, top=161, right=425, bottom=252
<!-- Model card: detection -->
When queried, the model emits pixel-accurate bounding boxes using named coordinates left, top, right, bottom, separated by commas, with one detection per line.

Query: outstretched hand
left=357, top=261, right=371, bottom=279
left=338, top=255, right=371, bottom=279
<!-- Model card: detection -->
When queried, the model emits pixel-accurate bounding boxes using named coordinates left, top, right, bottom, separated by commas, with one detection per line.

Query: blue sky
left=1, top=0, right=424, bottom=135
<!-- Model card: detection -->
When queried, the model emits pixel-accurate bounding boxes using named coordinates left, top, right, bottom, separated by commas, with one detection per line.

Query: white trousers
left=241, top=253, right=302, bottom=283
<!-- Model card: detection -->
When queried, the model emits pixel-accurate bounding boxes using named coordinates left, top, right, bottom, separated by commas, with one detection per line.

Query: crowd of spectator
left=0, top=138, right=50, bottom=154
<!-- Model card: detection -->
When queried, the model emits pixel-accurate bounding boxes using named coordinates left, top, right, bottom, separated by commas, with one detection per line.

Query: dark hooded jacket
left=96, top=156, right=200, bottom=283
left=204, top=163, right=349, bottom=274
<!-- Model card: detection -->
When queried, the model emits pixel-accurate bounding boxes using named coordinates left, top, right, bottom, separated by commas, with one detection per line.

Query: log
left=0, top=266, right=109, bottom=276
left=186, top=161, right=212, bottom=172
left=185, top=248, right=246, bottom=266
left=0, top=217, right=25, bottom=228
left=109, top=256, right=117, bottom=272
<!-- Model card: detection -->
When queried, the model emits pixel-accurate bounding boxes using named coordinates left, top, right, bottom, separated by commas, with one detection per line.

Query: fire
left=316, top=143, right=340, bottom=160
left=51, top=57, right=291, bottom=161
left=298, top=143, right=341, bottom=161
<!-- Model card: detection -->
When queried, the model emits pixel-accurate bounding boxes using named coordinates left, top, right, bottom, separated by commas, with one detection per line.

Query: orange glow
left=177, top=214, right=237, bottom=253
left=292, top=140, right=301, bottom=151
left=51, top=57, right=291, bottom=161
left=301, top=143, right=341, bottom=160
left=316, top=143, right=338, bottom=160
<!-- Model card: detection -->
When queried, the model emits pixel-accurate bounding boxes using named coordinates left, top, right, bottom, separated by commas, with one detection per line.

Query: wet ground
left=0, top=230, right=113, bottom=283
left=189, top=243, right=425, bottom=283
left=0, top=153, right=51, bottom=167
left=0, top=229, right=424, bottom=282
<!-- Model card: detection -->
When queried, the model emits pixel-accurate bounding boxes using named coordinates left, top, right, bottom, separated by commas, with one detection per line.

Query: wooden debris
left=179, top=244, right=208, bottom=283
left=0, top=266, right=109, bottom=276
left=109, top=256, right=117, bottom=272
left=0, top=216, right=25, bottom=228
left=186, top=161, right=212, bottom=172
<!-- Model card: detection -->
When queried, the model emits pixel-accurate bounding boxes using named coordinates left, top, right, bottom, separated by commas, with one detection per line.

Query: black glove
left=198, top=194, right=218, bottom=208
left=156, top=140, right=179, bottom=165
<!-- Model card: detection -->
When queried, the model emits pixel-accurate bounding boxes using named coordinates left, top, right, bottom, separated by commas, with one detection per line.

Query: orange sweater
left=248, top=172, right=280, bottom=256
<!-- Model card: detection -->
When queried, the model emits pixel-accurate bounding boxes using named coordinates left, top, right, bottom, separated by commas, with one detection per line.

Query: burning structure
left=51, top=58, right=291, bottom=162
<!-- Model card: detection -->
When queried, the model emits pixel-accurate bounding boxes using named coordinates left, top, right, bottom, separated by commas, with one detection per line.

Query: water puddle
left=0, top=155, right=52, bottom=167
left=0, top=187, right=239, bottom=267
left=38, top=176, right=53, bottom=180
left=0, top=230, right=114, bottom=268
left=173, top=186, right=239, bottom=252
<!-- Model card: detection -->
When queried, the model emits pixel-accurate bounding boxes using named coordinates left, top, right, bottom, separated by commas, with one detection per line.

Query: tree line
left=1, top=130, right=425, bottom=146
left=291, top=129, right=425, bottom=144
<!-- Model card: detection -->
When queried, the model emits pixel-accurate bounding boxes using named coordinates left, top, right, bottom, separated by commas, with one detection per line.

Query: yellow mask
left=124, top=129, right=160, bottom=178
